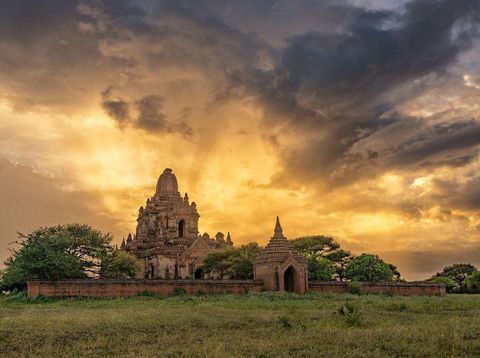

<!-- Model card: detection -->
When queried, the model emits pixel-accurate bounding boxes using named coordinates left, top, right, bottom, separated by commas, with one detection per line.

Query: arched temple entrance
left=194, top=268, right=204, bottom=279
left=253, top=217, right=308, bottom=294
left=284, top=266, right=295, bottom=292
left=178, top=219, right=185, bottom=238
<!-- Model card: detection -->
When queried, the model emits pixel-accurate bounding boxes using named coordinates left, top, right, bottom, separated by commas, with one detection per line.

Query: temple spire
left=274, top=216, right=283, bottom=237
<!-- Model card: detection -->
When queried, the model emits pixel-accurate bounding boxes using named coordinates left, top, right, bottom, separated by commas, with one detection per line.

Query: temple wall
left=27, top=279, right=264, bottom=299
left=28, top=279, right=446, bottom=298
left=308, top=281, right=446, bottom=296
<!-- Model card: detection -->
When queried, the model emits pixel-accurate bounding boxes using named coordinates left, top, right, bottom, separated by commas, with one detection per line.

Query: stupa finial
left=274, top=216, right=283, bottom=236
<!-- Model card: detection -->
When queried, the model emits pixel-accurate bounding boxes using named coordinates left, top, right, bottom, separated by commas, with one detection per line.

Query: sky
left=0, top=0, right=479, bottom=280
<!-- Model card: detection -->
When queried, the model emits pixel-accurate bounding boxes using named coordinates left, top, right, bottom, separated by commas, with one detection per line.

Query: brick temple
left=122, top=168, right=233, bottom=280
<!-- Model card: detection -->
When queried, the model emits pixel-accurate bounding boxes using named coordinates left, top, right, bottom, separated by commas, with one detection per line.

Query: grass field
left=1, top=292, right=480, bottom=357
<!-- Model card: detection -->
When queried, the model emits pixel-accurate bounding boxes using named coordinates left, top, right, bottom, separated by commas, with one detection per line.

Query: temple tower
left=135, top=168, right=199, bottom=243
left=254, top=217, right=308, bottom=294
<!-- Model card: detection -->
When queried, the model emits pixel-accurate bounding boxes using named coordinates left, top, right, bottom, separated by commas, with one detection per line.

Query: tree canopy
left=201, top=243, right=262, bottom=279
left=467, top=271, right=480, bottom=291
left=291, top=235, right=352, bottom=280
left=1, top=223, right=139, bottom=290
left=344, top=254, right=400, bottom=282
left=431, top=263, right=477, bottom=293
left=100, top=250, right=142, bottom=279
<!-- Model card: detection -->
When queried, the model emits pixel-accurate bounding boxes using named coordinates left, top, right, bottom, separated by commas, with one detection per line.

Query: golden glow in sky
left=0, top=0, right=479, bottom=280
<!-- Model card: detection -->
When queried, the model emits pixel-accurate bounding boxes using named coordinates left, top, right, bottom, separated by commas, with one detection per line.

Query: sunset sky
left=0, top=0, right=479, bottom=280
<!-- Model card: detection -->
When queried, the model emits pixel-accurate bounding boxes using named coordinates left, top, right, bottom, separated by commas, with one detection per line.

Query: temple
left=254, top=217, right=308, bottom=294
left=123, top=168, right=233, bottom=279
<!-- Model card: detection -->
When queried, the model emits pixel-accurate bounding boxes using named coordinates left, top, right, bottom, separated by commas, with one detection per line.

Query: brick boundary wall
left=308, top=281, right=446, bottom=296
left=27, top=279, right=446, bottom=299
left=27, top=279, right=264, bottom=299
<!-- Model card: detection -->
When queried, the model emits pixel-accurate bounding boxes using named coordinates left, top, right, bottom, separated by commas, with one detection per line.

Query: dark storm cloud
left=229, top=0, right=480, bottom=189
left=1, top=0, right=480, bottom=211
left=431, top=176, right=480, bottom=211
left=101, top=89, right=193, bottom=137
left=101, top=87, right=130, bottom=127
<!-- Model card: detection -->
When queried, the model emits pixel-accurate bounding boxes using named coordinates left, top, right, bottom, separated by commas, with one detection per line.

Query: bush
left=338, top=302, right=363, bottom=327
left=347, top=281, right=362, bottom=295
left=173, top=287, right=187, bottom=295
left=136, top=290, right=157, bottom=297
left=279, top=316, right=292, bottom=329
left=4, top=289, right=29, bottom=303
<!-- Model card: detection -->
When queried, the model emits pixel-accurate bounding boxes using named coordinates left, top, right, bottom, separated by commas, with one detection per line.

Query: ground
left=1, top=292, right=480, bottom=357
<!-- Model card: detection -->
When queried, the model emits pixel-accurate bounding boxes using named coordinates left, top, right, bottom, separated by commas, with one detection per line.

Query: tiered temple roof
left=254, top=217, right=307, bottom=265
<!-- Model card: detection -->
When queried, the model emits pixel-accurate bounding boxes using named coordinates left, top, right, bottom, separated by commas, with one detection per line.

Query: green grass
left=1, top=293, right=480, bottom=357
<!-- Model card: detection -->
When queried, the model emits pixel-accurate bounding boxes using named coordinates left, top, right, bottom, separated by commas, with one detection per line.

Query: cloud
left=1, top=0, right=480, bottom=280
left=227, top=0, right=480, bottom=191
left=101, top=87, right=130, bottom=127
left=101, top=89, right=193, bottom=137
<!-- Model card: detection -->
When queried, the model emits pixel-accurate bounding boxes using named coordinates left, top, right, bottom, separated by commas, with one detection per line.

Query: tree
left=430, top=276, right=459, bottom=293
left=466, top=271, right=480, bottom=291
left=431, top=263, right=477, bottom=292
left=291, top=235, right=352, bottom=280
left=308, top=257, right=336, bottom=280
left=201, top=243, right=262, bottom=279
left=1, top=224, right=112, bottom=290
left=100, top=250, right=142, bottom=279
left=344, top=254, right=400, bottom=282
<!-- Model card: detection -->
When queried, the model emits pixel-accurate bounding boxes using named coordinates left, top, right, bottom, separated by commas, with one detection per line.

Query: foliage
left=467, top=271, right=480, bottom=291
left=291, top=236, right=352, bottom=280
left=173, top=287, right=187, bottom=295
left=1, top=224, right=112, bottom=290
left=291, top=235, right=340, bottom=255
left=344, top=254, right=400, bottom=282
left=201, top=243, right=262, bottom=279
left=278, top=316, right=292, bottom=329
left=429, top=276, right=459, bottom=293
left=137, top=290, right=157, bottom=297
left=100, top=250, right=141, bottom=279
left=338, top=302, right=363, bottom=327
left=432, top=263, right=477, bottom=293
left=307, top=257, right=336, bottom=280
left=347, top=281, right=363, bottom=295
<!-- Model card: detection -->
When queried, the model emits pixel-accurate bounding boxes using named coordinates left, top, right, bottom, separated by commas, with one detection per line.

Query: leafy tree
left=429, top=276, right=459, bottom=293
left=291, top=236, right=352, bottom=280
left=1, top=224, right=112, bottom=290
left=432, top=263, right=477, bottom=292
left=202, top=249, right=238, bottom=278
left=344, top=254, right=400, bottom=282
left=466, top=271, right=480, bottom=291
left=308, top=257, right=336, bottom=280
left=291, top=235, right=340, bottom=255
left=201, top=243, right=262, bottom=279
left=100, top=250, right=142, bottom=279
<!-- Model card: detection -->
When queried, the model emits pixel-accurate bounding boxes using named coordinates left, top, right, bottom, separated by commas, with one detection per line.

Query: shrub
left=463, top=326, right=480, bottom=341
left=136, top=290, right=157, bottom=297
left=338, top=302, right=363, bottom=327
left=173, top=287, right=187, bottom=295
left=279, top=316, right=292, bottom=329
left=347, top=281, right=362, bottom=295
left=4, top=289, right=29, bottom=303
